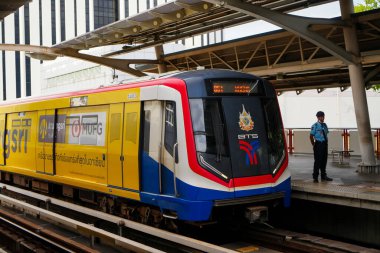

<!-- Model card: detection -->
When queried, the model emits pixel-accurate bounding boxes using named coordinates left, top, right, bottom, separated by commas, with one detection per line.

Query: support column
left=155, top=45, right=167, bottom=74
left=340, top=0, right=378, bottom=171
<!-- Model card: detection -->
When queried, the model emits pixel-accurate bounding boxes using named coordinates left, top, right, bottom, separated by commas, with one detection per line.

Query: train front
left=175, top=70, right=291, bottom=222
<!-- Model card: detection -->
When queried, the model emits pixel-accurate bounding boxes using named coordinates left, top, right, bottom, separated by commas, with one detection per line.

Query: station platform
left=289, top=154, right=380, bottom=211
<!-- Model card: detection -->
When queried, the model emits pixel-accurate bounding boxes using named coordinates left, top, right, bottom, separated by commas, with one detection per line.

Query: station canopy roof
left=47, top=0, right=379, bottom=92
left=54, top=0, right=334, bottom=52
left=140, top=9, right=380, bottom=92
left=0, top=0, right=30, bottom=21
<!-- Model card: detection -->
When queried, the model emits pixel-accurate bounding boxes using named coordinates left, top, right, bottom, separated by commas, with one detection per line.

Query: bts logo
left=238, top=105, right=254, bottom=132
left=239, top=140, right=260, bottom=166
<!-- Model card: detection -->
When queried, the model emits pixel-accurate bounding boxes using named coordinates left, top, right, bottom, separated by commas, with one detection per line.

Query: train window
left=164, top=101, right=177, bottom=157
left=262, top=98, right=285, bottom=172
left=189, top=99, right=228, bottom=156
left=67, top=116, right=80, bottom=145
left=110, top=113, right=121, bottom=142
left=80, top=115, right=100, bottom=145
left=143, top=110, right=150, bottom=153
left=125, top=112, right=137, bottom=144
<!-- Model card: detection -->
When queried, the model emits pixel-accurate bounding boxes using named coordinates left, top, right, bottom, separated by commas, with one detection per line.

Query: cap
left=316, top=111, right=325, bottom=117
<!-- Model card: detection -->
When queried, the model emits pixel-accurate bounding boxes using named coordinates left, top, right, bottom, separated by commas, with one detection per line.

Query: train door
left=161, top=101, right=177, bottom=196
left=141, top=101, right=177, bottom=196
left=107, top=103, right=124, bottom=188
left=107, top=102, right=141, bottom=191
left=121, top=102, right=141, bottom=191
left=36, top=109, right=55, bottom=175
left=141, top=101, right=162, bottom=194
left=0, top=114, right=5, bottom=165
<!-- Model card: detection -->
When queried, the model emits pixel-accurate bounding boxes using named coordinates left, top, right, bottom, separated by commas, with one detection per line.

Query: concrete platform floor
left=289, top=154, right=380, bottom=210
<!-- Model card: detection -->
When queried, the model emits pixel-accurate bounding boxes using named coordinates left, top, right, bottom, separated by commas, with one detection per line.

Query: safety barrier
left=285, top=128, right=380, bottom=159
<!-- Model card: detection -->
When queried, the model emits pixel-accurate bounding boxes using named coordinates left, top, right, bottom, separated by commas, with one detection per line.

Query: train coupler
left=245, top=206, right=268, bottom=223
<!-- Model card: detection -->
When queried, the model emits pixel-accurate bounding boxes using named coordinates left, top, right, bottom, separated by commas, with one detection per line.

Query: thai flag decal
left=239, top=140, right=260, bottom=166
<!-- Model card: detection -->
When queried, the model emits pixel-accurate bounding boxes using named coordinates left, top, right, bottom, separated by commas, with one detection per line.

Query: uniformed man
left=310, top=111, right=333, bottom=183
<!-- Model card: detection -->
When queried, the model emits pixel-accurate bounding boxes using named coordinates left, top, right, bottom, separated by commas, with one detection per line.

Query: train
left=0, top=69, right=290, bottom=225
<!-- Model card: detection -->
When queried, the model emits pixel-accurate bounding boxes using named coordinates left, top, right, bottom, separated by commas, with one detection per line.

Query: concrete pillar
left=339, top=0, right=377, bottom=166
left=155, top=45, right=167, bottom=74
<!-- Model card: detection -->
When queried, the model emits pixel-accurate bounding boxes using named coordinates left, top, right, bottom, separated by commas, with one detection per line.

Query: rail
left=1, top=183, right=378, bottom=253
left=243, top=225, right=379, bottom=253
left=0, top=209, right=88, bottom=253
left=0, top=183, right=236, bottom=253
left=0, top=194, right=164, bottom=253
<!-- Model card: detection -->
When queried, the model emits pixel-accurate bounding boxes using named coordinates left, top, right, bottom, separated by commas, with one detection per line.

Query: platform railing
left=285, top=128, right=380, bottom=159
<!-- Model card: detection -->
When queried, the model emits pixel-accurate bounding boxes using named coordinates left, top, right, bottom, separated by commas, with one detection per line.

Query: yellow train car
left=0, top=70, right=291, bottom=223
left=0, top=84, right=143, bottom=202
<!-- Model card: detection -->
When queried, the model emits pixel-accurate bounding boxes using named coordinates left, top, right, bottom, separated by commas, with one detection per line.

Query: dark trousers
left=313, top=141, right=328, bottom=179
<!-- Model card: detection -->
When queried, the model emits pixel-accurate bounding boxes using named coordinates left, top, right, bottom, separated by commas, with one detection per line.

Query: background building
left=0, top=0, right=223, bottom=99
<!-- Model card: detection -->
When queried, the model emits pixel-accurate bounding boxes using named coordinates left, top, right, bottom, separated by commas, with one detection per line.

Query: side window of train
left=164, top=101, right=178, bottom=162
left=125, top=112, right=138, bottom=144
left=143, top=109, right=150, bottom=153
left=110, top=113, right=121, bottom=142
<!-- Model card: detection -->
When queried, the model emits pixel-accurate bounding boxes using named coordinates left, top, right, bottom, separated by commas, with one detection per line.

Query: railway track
left=242, top=225, right=380, bottom=253
left=0, top=183, right=234, bottom=253
left=1, top=183, right=378, bottom=253
left=0, top=207, right=98, bottom=253
left=0, top=196, right=164, bottom=253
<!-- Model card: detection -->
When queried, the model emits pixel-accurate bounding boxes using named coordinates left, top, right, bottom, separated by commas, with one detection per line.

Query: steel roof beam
left=203, top=0, right=356, bottom=65
left=210, top=52, right=235, bottom=70
left=364, top=64, right=380, bottom=88
left=245, top=53, right=380, bottom=76
left=242, top=41, right=264, bottom=70
left=58, top=48, right=149, bottom=77
left=0, top=44, right=151, bottom=77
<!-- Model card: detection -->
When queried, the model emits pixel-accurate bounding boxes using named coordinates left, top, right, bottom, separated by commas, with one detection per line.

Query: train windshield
left=189, top=96, right=285, bottom=181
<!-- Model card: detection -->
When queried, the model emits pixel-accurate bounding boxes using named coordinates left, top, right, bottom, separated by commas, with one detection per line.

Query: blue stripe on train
left=141, top=152, right=291, bottom=221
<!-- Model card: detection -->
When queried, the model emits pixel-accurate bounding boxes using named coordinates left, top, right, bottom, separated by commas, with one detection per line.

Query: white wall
left=29, top=0, right=42, bottom=97
left=89, top=0, right=94, bottom=31
left=278, top=88, right=380, bottom=129
left=65, top=0, right=75, bottom=40
left=4, top=15, right=16, bottom=100
left=55, top=0, right=61, bottom=42
left=120, top=0, right=126, bottom=19
left=19, top=7, right=26, bottom=98
left=77, top=0, right=86, bottom=36
left=42, top=0, right=52, bottom=46
left=129, top=0, right=138, bottom=16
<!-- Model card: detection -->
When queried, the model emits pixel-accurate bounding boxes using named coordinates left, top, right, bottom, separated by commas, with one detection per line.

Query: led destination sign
left=208, top=79, right=262, bottom=96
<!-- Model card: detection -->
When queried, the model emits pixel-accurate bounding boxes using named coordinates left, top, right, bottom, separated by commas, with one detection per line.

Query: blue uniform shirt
left=310, top=122, right=329, bottom=142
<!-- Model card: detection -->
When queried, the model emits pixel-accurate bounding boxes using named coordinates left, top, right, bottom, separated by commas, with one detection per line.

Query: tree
left=354, top=0, right=380, bottom=91
left=354, top=0, right=380, bottom=12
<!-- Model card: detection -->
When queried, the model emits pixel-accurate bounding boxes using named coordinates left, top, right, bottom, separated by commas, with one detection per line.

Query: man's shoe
left=313, top=179, right=318, bottom=183
left=321, top=176, right=333, bottom=181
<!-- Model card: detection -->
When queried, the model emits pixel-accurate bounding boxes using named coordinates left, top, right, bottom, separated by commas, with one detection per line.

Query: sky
left=224, top=0, right=368, bottom=41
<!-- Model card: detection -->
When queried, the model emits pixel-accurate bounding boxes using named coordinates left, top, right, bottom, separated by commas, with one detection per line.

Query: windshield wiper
left=248, top=80, right=259, bottom=95
left=215, top=123, right=224, bottom=163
